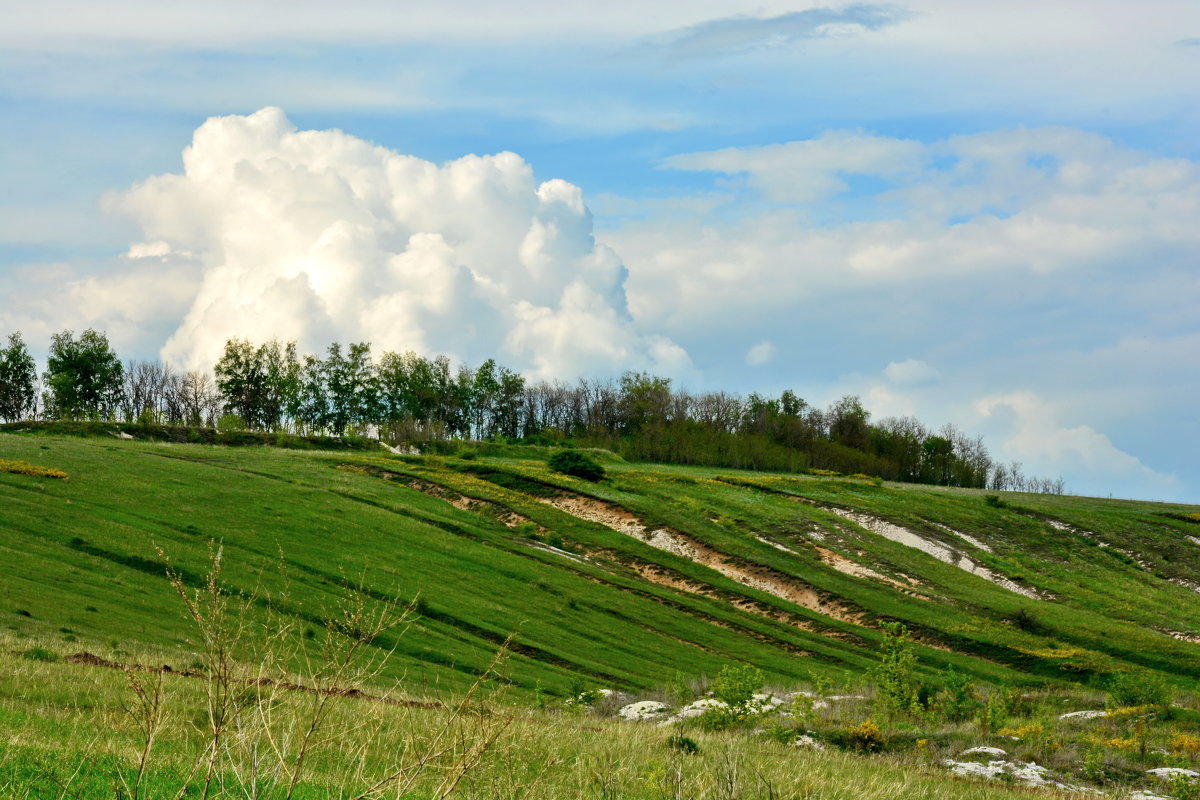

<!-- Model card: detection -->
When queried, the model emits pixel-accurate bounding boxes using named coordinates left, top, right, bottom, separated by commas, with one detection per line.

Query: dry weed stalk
left=114, top=545, right=517, bottom=799
left=159, top=543, right=250, bottom=800
left=352, top=641, right=513, bottom=800
left=118, top=666, right=165, bottom=800
left=258, top=576, right=413, bottom=800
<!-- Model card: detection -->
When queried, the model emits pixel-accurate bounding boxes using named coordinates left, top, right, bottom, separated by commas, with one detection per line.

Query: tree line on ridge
left=0, top=329, right=1064, bottom=493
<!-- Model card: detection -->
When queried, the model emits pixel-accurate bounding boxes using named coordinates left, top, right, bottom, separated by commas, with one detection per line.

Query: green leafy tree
left=323, top=342, right=379, bottom=436
left=258, top=340, right=300, bottom=432
left=871, top=621, right=920, bottom=716
left=829, top=395, right=871, bottom=451
left=293, top=353, right=329, bottom=434
left=0, top=332, right=38, bottom=422
left=471, top=358, right=500, bottom=439
left=44, top=329, right=124, bottom=420
left=213, top=338, right=298, bottom=431
left=494, top=366, right=525, bottom=440
left=213, top=338, right=260, bottom=429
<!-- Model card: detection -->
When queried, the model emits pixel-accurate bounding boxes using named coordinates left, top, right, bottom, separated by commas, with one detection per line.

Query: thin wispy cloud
left=2, top=1, right=1198, bottom=500
left=654, top=4, right=913, bottom=58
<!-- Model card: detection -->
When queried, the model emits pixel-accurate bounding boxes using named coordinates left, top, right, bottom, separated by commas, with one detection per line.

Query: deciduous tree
left=0, top=332, right=38, bottom=422
left=44, top=329, right=123, bottom=420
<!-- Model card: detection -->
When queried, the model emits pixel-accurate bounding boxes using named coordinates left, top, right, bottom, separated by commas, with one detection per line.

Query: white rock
left=618, top=701, right=669, bottom=721
left=1148, top=768, right=1200, bottom=781
left=962, top=746, right=1008, bottom=757
left=752, top=692, right=784, bottom=710
left=942, top=759, right=1051, bottom=787
left=792, top=734, right=825, bottom=750
left=1131, top=792, right=1174, bottom=800
left=673, top=698, right=728, bottom=719
left=1058, top=709, right=1108, bottom=720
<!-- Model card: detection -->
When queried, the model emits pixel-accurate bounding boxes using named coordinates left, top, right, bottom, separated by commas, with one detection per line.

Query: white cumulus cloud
left=975, top=391, right=1181, bottom=500
left=884, top=358, right=940, bottom=385
left=616, top=126, right=1200, bottom=333
left=745, top=339, right=775, bottom=365
left=107, top=107, right=688, bottom=378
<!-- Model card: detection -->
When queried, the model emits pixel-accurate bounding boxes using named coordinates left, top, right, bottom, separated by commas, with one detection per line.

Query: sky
left=1, top=1, right=1197, bottom=502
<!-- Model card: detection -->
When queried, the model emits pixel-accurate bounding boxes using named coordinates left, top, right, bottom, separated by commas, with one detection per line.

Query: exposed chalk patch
left=1058, top=710, right=1108, bottom=720
left=543, top=495, right=863, bottom=624
left=931, top=522, right=993, bottom=553
left=826, top=508, right=1041, bottom=599
left=524, top=540, right=590, bottom=564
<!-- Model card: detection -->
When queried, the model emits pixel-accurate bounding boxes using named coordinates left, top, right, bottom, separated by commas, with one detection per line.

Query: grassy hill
left=2, top=431, right=1199, bottom=798
left=3, top=431, right=1199, bottom=695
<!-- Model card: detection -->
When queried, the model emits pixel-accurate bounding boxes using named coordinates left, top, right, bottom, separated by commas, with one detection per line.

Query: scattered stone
left=660, top=693, right=783, bottom=725
left=618, top=701, right=669, bottom=722
left=1058, top=710, right=1108, bottom=720
left=671, top=698, right=728, bottom=720
left=1147, top=767, right=1199, bottom=782
left=792, top=734, right=825, bottom=750
left=941, top=758, right=1086, bottom=792
left=752, top=693, right=784, bottom=711
left=943, top=759, right=1051, bottom=786
left=962, top=746, right=1008, bottom=757
left=786, top=691, right=829, bottom=709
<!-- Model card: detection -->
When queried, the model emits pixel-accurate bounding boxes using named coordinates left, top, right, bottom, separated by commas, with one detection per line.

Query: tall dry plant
left=124, top=545, right=513, bottom=799
left=118, top=667, right=165, bottom=800
left=350, top=641, right=513, bottom=800
left=159, top=543, right=250, bottom=800
left=255, top=574, right=413, bottom=800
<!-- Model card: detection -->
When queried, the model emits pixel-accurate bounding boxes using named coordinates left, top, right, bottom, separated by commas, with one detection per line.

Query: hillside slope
left=2, top=432, right=1198, bottom=697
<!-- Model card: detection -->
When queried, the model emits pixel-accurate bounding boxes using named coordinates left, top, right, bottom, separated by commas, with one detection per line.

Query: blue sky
left=1, top=1, right=1198, bottom=501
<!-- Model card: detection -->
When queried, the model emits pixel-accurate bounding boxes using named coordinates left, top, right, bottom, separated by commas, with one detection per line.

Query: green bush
left=871, top=622, right=919, bottom=716
left=697, top=664, right=769, bottom=730
left=1107, top=671, right=1173, bottom=710
left=710, top=664, right=765, bottom=711
left=547, top=450, right=606, bottom=482
left=932, top=667, right=980, bottom=722
left=22, top=648, right=59, bottom=663
left=829, top=719, right=884, bottom=752
left=978, top=687, right=1012, bottom=733
left=665, top=735, right=700, bottom=755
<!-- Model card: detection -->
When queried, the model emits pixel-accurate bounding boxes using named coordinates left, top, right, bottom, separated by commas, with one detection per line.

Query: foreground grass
left=0, top=638, right=1088, bottom=800
left=2, top=432, right=1199, bottom=797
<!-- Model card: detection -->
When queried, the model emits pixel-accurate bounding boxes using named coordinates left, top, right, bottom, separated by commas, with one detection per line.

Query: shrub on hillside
left=665, top=734, right=700, bottom=755
left=697, top=664, right=768, bottom=730
left=1107, top=671, right=1173, bottom=710
left=833, top=719, right=884, bottom=752
left=0, top=459, right=69, bottom=480
left=931, top=667, right=980, bottom=722
left=871, top=622, right=920, bottom=716
left=547, top=450, right=606, bottom=482
left=710, top=664, right=765, bottom=711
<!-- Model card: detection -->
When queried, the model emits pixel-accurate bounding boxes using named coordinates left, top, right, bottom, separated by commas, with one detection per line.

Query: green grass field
left=2, top=431, right=1198, bottom=798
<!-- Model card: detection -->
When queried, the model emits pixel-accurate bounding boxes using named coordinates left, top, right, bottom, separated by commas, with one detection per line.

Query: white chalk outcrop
left=827, top=507, right=1041, bottom=599
left=618, top=701, right=669, bottom=721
